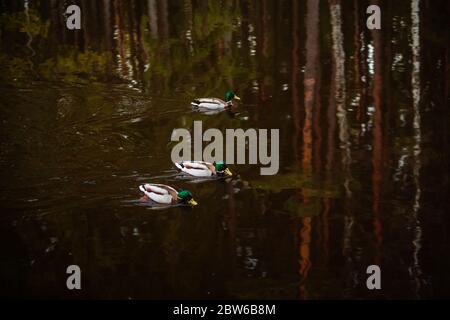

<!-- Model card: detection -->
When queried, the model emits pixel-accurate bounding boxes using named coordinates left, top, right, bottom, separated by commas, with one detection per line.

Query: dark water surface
left=0, top=0, right=449, bottom=299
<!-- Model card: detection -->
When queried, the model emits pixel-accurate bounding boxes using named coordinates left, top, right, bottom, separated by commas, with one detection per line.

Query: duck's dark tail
left=191, top=99, right=200, bottom=107
left=174, top=162, right=184, bottom=170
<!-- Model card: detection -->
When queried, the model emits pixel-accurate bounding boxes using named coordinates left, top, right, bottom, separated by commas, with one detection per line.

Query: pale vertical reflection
left=367, top=43, right=375, bottom=76
left=128, top=1, right=139, bottom=84
left=330, top=0, right=355, bottom=293
left=113, top=0, right=127, bottom=78
left=23, top=0, right=35, bottom=57
left=184, top=0, right=194, bottom=54
left=330, top=2, right=351, bottom=197
left=248, top=15, right=257, bottom=58
left=113, top=1, right=135, bottom=82
left=410, top=0, right=423, bottom=297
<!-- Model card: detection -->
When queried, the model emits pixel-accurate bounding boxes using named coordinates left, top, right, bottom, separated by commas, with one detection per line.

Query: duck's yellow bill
left=234, top=95, right=241, bottom=101
left=224, top=168, right=233, bottom=176
left=188, top=199, right=198, bottom=206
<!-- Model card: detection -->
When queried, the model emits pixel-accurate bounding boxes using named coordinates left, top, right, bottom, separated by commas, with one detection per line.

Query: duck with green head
left=139, top=183, right=198, bottom=206
left=191, top=90, right=241, bottom=110
left=175, top=160, right=232, bottom=178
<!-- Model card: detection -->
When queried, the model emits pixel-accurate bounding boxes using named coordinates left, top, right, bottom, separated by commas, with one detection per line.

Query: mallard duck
left=191, top=91, right=240, bottom=110
left=139, top=183, right=198, bottom=206
left=175, top=161, right=232, bottom=177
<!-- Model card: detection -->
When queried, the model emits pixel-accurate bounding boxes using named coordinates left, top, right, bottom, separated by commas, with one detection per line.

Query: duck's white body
left=139, top=183, right=178, bottom=204
left=175, top=161, right=216, bottom=177
left=191, top=98, right=231, bottom=110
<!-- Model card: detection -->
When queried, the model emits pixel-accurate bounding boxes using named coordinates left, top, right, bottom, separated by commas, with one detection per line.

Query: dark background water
left=0, top=0, right=449, bottom=299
